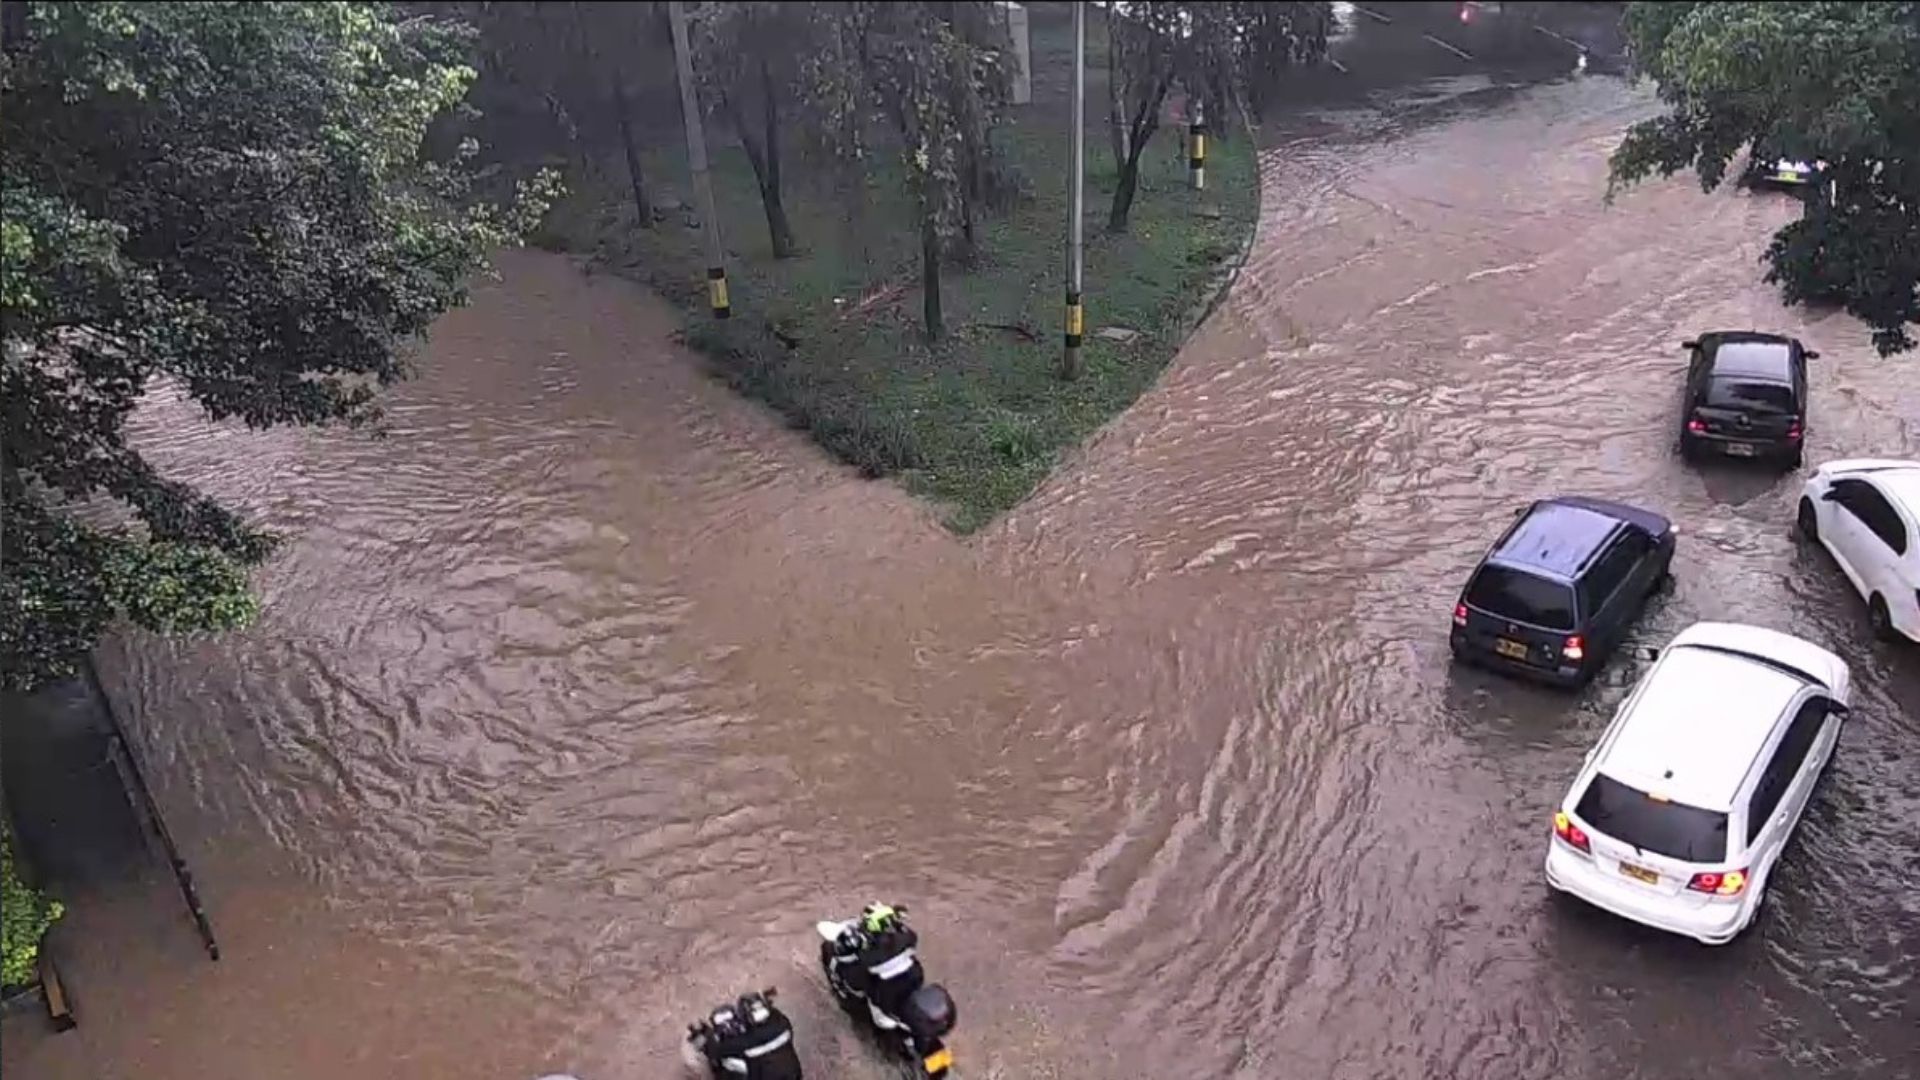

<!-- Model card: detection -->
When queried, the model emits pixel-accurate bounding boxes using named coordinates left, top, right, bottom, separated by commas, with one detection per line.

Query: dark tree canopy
left=1, top=1, right=556, bottom=690
left=1610, top=2, right=1920, bottom=355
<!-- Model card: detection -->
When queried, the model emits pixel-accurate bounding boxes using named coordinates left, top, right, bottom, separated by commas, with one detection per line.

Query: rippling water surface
left=11, top=14, right=1918, bottom=1080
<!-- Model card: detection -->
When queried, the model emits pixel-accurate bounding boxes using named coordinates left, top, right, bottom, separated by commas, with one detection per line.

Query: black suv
left=1450, top=496, right=1677, bottom=687
left=1679, top=331, right=1816, bottom=469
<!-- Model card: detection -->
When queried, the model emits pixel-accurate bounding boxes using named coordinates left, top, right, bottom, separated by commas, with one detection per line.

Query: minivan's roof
left=1599, top=643, right=1803, bottom=811
left=1489, top=501, right=1620, bottom=580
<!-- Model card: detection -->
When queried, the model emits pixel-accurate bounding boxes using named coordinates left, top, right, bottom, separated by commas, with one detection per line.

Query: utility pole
left=668, top=0, right=729, bottom=319
left=1062, top=1, right=1086, bottom=381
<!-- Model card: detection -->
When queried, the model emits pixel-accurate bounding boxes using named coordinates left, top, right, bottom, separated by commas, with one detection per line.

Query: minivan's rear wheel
left=1797, top=498, right=1819, bottom=542
left=1868, top=594, right=1897, bottom=642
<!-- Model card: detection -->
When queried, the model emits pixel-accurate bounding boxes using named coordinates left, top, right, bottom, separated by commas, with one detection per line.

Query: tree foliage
left=2, top=830, right=62, bottom=987
left=1610, top=2, right=1920, bottom=355
left=1, top=1, right=557, bottom=691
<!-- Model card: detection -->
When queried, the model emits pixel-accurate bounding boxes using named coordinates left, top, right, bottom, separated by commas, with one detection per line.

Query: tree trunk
left=955, top=147, right=978, bottom=262
left=1109, top=145, right=1145, bottom=232
left=1106, top=5, right=1129, bottom=169
left=611, top=77, right=653, bottom=227
left=1109, top=79, right=1169, bottom=233
left=920, top=208, right=944, bottom=341
left=757, top=58, right=796, bottom=258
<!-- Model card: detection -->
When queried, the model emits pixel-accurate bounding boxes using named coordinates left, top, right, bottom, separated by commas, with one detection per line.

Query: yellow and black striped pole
left=669, top=1, right=730, bottom=320
left=1189, top=104, right=1207, bottom=191
left=1062, top=2, right=1086, bottom=380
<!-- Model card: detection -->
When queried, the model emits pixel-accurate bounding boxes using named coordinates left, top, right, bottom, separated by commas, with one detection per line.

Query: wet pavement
left=6, top=4, right=1917, bottom=1079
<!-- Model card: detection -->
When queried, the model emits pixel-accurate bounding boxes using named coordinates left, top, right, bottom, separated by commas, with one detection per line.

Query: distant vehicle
left=1797, top=459, right=1920, bottom=642
left=1742, top=144, right=1822, bottom=191
left=1546, top=622, right=1849, bottom=945
left=1678, top=332, right=1816, bottom=469
left=1451, top=497, right=1676, bottom=686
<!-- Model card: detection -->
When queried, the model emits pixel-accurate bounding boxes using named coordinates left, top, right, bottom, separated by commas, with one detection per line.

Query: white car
left=1798, top=459, right=1920, bottom=642
left=1545, top=622, right=1849, bottom=945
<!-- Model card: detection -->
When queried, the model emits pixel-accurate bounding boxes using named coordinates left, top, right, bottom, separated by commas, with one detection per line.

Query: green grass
left=537, top=8, right=1257, bottom=532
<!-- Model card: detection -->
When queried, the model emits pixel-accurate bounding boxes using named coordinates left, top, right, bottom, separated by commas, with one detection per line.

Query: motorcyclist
left=845, top=902, right=923, bottom=1028
left=693, top=990, right=802, bottom=1080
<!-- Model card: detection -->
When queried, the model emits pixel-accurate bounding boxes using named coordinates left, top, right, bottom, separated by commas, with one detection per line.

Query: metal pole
left=1062, top=2, right=1086, bottom=380
left=83, top=655, right=220, bottom=962
left=667, top=0, right=729, bottom=319
left=1190, top=97, right=1206, bottom=191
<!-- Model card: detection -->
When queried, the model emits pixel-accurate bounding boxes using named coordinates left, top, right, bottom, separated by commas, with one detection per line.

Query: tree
left=1105, top=3, right=1329, bottom=232
left=1610, top=2, right=1920, bottom=356
left=0, top=2, right=557, bottom=691
left=800, top=2, right=1009, bottom=341
left=574, top=1, right=663, bottom=230
left=450, top=1, right=667, bottom=229
left=692, top=1, right=804, bottom=258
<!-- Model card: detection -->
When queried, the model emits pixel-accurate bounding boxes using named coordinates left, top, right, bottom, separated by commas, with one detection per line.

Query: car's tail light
left=1787, top=420, right=1803, bottom=441
left=1453, top=602, right=1468, bottom=627
left=1686, top=869, right=1748, bottom=896
left=1553, top=811, right=1590, bottom=854
left=1686, top=417, right=1708, bottom=434
left=1562, top=634, right=1585, bottom=661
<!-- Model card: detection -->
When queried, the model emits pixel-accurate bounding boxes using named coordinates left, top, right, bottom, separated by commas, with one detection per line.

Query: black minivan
left=1679, top=331, right=1816, bottom=469
left=1450, top=496, right=1677, bottom=687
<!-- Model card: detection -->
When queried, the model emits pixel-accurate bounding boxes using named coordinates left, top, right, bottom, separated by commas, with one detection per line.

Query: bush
left=984, top=409, right=1046, bottom=466
left=2, top=832, right=62, bottom=988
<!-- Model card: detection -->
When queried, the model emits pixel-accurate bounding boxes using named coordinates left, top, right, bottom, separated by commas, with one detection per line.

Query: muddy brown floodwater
left=9, top=20, right=1919, bottom=1080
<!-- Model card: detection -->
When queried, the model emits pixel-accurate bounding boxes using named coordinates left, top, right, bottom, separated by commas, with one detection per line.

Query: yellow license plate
left=1619, top=862, right=1659, bottom=885
left=924, top=1047, right=953, bottom=1074
left=1494, top=638, right=1529, bottom=660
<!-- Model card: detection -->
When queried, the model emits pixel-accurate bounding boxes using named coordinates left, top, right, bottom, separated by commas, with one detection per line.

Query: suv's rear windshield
left=1705, top=378, right=1795, bottom=415
left=1575, top=773, right=1728, bottom=863
left=1464, top=566, right=1576, bottom=630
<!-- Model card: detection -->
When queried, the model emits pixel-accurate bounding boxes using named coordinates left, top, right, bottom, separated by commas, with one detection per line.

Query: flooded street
left=9, top=6, right=1917, bottom=1080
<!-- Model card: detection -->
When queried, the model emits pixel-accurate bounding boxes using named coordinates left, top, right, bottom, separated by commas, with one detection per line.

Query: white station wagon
left=1545, top=622, right=1849, bottom=945
left=1798, top=458, right=1920, bottom=642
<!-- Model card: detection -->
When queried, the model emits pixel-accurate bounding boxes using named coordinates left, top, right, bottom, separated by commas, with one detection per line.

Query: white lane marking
left=1329, top=58, right=1349, bottom=74
left=1422, top=33, right=1475, bottom=61
left=1533, top=24, right=1589, bottom=54
left=1352, top=5, right=1393, bottom=23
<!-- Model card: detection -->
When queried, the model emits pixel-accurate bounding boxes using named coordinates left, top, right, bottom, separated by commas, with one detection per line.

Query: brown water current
left=8, top=36, right=1918, bottom=1080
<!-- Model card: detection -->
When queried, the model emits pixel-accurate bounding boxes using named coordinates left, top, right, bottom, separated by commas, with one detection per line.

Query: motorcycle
left=683, top=987, right=802, bottom=1080
left=815, top=915, right=958, bottom=1079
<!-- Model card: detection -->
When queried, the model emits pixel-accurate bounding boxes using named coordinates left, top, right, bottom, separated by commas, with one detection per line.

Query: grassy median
left=538, top=8, right=1257, bottom=532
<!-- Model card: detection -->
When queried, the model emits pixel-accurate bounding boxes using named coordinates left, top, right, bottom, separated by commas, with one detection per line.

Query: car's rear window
left=1575, top=773, right=1728, bottom=863
left=1464, top=566, right=1576, bottom=630
left=1705, top=378, right=1795, bottom=415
